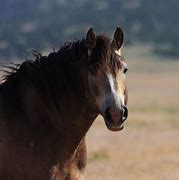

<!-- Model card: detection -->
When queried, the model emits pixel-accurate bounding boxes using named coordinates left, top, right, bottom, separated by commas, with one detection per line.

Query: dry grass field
left=86, top=45, right=179, bottom=180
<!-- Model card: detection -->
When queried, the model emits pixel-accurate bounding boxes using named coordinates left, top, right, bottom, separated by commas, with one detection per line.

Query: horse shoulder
left=51, top=138, right=87, bottom=180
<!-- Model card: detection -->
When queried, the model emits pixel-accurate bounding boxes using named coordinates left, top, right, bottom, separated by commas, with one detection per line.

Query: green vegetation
left=89, top=149, right=109, bottom=162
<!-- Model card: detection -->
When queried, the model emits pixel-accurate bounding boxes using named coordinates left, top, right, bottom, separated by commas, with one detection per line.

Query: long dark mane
left=0, top=35, right=116, bottom=103
left=2, top=39, right=87, bottom=82
left=0, top=35, right=117, bottom=124
left=2, top=35, right=116, bottom=84
left=1, top=39, right=90, bottom=102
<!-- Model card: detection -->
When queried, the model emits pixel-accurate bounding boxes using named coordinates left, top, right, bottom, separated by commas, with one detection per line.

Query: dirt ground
left=86, top=45, right=179, bottom=180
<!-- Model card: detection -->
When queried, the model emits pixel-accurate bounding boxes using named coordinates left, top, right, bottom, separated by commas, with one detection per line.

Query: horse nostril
left=122, top=106, right=128, bottom=121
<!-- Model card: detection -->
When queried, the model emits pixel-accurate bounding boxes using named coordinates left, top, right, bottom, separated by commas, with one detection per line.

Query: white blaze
left=107, top=73, right=124, bottom=107
left=107, top=73, right=115, bottom=94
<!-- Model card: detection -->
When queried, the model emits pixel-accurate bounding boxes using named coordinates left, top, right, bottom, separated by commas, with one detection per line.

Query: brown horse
left=0, top=27, right=128, bottom=180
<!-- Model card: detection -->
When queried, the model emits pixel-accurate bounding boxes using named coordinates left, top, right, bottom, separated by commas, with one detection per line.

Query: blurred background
left=0, top=0, right=179, bottom=179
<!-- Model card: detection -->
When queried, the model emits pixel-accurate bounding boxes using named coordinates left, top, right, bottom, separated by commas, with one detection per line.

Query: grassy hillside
left=0, top=0, right=179, bottom=59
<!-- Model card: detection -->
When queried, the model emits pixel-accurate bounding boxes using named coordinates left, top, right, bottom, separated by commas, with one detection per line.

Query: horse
left=0, top=27, right=128, bottom=180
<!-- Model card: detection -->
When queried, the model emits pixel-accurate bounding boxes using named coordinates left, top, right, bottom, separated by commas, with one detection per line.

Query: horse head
left=86, top=27, right=128, bottom=131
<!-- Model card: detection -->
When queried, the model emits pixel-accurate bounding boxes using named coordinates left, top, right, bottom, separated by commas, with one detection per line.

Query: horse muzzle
left=103, top=105, right=128, bottom=131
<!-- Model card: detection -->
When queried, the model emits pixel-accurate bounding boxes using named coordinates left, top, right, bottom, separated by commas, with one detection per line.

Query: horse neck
left=43, top=90, right=97, bottom=166
left=30, top=52, right=97, bottom=164
left=50, top=68, right=97, bottom=163
left=0, top=43, right=98, bottom=165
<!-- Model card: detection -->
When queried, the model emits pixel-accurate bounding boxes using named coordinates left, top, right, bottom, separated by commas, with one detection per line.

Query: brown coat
left=0, top=27, right=128, bottom=180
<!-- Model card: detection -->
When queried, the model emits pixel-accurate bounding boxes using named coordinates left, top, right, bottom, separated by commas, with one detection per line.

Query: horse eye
left=123, top=68, right=128, bottom=74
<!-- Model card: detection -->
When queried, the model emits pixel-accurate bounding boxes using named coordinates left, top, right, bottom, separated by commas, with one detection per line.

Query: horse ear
left=112, top=26, right=124, bottom=50
left=86, top=27, right=96, bottom=50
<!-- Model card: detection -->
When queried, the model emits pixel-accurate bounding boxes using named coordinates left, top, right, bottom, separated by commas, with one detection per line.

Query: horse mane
left=1, top=39, right=87, bottom=83
left=0, top=35, right=118, bottom=99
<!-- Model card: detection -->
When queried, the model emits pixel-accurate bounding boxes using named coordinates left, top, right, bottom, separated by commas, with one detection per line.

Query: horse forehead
left=107, top=72, right=125, bottom=89
left=113, top=50, right=128, bottom=67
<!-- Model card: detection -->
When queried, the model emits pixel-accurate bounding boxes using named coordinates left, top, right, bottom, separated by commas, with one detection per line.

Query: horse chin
left=104, top=120, right=124, bottom=131
left=106, top=124, right=124, bottom=131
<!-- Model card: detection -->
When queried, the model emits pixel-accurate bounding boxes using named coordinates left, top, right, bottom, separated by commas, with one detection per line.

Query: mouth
left=103, top=106, right=128, bottom=131
left=106, top=124, right=124, bottom=131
